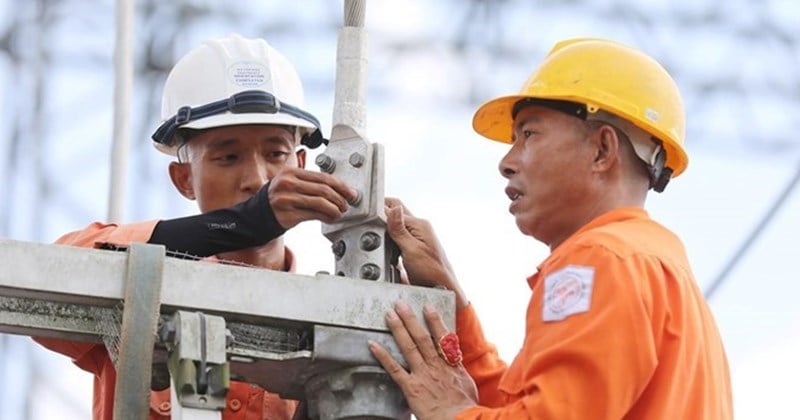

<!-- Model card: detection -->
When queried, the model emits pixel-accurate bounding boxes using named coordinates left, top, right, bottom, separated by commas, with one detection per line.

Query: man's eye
left=513, top=128, right=537, bottom=142
left=213, top=154, right=238, bottom=162
left=266, top=151, right=290, bottom=161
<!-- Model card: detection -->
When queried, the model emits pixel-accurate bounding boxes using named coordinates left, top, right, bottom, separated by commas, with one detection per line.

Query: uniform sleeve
left=54, top=220, right=159, bottom=247
left=455, top=244, right=660, bottom=419
left=456, top=304, right=509, bottom=408
left=32, top=220, right=159, bottom=373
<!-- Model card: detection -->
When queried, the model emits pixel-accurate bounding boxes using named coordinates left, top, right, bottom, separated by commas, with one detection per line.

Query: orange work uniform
left=34, top=221, right=298, bottom=420
left=455, top=208, right=732, bottom=419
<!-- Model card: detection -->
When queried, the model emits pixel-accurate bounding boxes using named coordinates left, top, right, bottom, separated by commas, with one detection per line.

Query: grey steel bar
left=0, top=239, right=454, bottom=332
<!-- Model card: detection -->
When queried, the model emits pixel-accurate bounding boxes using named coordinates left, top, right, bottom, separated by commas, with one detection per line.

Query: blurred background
left=1, top=0, right=798, bottom=418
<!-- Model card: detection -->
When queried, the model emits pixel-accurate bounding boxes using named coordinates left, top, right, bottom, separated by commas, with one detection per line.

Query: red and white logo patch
left=542, top=265, right=594, bottom=322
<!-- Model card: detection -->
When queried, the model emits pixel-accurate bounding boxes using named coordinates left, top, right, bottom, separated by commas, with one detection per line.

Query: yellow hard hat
left=472, top=38, right=688, bottom=178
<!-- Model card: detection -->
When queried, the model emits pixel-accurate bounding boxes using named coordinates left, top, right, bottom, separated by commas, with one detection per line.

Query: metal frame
left=0, top=239, right=454, bottom=418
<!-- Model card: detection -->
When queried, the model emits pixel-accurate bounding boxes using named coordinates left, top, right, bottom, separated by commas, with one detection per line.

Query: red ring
left=437, top=332, right=463, bottom=367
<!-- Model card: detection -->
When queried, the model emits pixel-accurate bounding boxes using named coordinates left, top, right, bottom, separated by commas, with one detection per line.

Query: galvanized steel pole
left=309, top=1, right=410, bottom=418
left=107, top=0, right=134, bottom=222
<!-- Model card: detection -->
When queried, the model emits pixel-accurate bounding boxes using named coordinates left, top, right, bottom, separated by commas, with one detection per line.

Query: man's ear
left=168, top=161, right=196, bottom=200
left=592, top=125, right=620, bottom=173
left=296, top=149, right=307, bottom=169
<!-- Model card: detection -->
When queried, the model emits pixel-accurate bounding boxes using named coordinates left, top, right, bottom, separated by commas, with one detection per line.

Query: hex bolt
left=315, top=154, right=336, bottom=173
left=348, top=190, right=363, bottom=206
left=360, top=263, right=381, bottom=280
left=348, top=152, right=364, bottom=168
left=360, top=231, right=381, bottom=251
left=331, top=240, right=346, bottom=260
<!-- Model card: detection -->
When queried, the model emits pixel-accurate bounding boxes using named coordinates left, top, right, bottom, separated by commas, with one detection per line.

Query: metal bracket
left=162, top=310, right=230, bottom=413
left=320, top=140, right=400, bottom=283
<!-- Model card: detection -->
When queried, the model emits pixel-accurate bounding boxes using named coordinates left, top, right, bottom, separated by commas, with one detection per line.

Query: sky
left=1, top=0, right=800, bottom=419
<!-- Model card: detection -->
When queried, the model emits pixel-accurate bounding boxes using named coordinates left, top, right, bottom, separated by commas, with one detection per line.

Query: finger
left=423, top=304, right=450, bottom=346
left=385, top=197, right=401, bottom=209
left=269, top=178, right=348, bottom=212
left=386, top=205, right=416, bottom=248
left=385, top=197, right=414, bottom=217
left=384, top=307, right=427, bottom=370
left=395, top=302, right=440, bottom=363
left=271, top=196, right=347, bottom=226
left=272, top=167, right=353, bottom=209
left=290, top=195, right=351, bottom=221
left=293, top=168, right=359, bottom=203
left=368, top=340, right=410, bottom=385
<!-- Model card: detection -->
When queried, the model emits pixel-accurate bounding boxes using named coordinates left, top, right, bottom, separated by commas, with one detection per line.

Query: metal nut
left=348, top=152, right=364, bottom=168
left=359, top=232, right=381, bottom=251
left=331, top=240, right=346, bottom=259
left=360, top=263, right=381, bottom=280
left=315, top=154, right=336, bottom=173
left=348, top=190, right=363, bottom=206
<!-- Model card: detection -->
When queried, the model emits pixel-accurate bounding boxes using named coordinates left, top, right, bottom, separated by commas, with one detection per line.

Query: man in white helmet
left=35, top=34, right=356, bottom=420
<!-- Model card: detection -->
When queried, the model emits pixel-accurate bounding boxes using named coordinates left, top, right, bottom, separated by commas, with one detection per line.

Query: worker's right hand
left=268, top=166, right=358, bottom=229
left=385, top=198, right=469, bottom=309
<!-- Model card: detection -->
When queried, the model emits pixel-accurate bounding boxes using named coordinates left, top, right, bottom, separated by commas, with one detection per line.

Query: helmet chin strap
left=649, top=148, right=672, bottom=193
left=152, top=90, right=329, bottom=150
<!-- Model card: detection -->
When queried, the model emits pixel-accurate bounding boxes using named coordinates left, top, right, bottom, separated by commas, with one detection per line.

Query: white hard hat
left=152, top=33, right=325, bottom=155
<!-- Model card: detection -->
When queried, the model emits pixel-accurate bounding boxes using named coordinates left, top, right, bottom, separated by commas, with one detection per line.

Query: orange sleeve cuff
left=456, top=303, right=492, bottom=362
left=55, top=220, right=160, bottom=248
left=106, top=220, right=160, bottom=245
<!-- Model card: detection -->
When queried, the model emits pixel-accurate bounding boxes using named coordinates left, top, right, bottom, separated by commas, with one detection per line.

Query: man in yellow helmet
left=369, top=38, right=733, bottom=419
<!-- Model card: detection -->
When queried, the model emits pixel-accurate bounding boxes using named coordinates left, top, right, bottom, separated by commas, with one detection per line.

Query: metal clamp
left=161, top=310, right=230, bottom=411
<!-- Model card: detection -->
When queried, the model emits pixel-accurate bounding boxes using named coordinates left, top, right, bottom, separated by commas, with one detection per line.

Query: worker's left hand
left=385, top=198, right=468, bottom=309
left=369, top=302, right=478, bottom=420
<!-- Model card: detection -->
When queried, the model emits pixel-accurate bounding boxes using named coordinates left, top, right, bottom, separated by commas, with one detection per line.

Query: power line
left=705, top=159, right=800, bottom=299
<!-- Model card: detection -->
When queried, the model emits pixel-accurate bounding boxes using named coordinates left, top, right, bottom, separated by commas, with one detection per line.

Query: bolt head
left=349, top=152, right=365, bottom=167
left=331, top=240, right=346, bottom=259
left=360, top=232, right=381, bottom=251
left=315, top=154, right=336, bottom=173
left=360, top=263, right=381, bottom=280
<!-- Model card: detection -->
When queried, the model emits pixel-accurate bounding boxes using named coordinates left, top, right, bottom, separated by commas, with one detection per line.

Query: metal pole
left=107, top=0, right=134, bottom=222
left=320, top=0, right=399, bottom=284
left=331, top=0, right=367, bottom=140
left=309, top=1, right=410, bottom=418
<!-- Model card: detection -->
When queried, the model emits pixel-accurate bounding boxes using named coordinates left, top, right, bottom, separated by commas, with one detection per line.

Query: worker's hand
left=369, top=302, right=478, bottom=420
left=268, top=166, right=358, bottom=229
left=385, top=198, right=468, bottom=308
